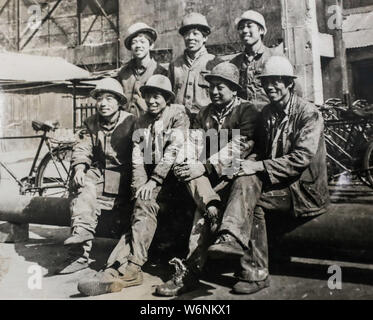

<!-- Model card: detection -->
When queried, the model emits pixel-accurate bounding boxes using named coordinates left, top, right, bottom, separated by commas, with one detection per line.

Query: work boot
left=64, top=227, right=94, bottom=246
left=208, top=233, right=244, bottom=259
left=232, top=277, right=270, bottom=295
left=77, top=263, right=143, bottom=296
left=78, top=268, right=123, bottom=296
left=120, top=262, right=143, bottom=286
left=155, top=258, right=199, bottom=297
left=58, top=257, right=90, bottom=275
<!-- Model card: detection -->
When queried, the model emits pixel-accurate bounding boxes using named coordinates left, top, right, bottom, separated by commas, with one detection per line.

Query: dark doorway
left=353, top=59, right=373, bottom=103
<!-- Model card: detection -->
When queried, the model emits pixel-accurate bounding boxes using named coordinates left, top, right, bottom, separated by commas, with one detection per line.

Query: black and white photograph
left=0, top=0, right=373, bottom=304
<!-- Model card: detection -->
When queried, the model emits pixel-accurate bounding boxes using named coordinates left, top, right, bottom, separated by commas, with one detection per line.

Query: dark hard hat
left=179, top=12, right=211, bottom=36
left=205, top=62, right=242, bottom=91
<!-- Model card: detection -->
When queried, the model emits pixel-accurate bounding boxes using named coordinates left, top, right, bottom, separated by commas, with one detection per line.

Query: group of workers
left=59, top=9, right=330, bottom=297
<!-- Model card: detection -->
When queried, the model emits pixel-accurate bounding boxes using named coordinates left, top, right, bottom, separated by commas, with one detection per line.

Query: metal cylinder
left=1, top=195, right=373, bottom=257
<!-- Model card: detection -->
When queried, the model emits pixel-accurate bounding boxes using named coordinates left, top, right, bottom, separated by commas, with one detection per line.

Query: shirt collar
left=244, top=42, right=265, bottom=62
left=184, top=46, right=208, bottom=66
left=271, top=93, right=294, bottom=117
left=131, top=57, right=155, bottom=75
left=212, top=97, right=240, bottom=120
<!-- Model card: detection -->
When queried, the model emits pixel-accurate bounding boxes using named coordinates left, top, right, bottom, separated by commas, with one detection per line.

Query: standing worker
left=119, top=22, right=167, bottom=117
left=169, top=12, right=220, bottom=123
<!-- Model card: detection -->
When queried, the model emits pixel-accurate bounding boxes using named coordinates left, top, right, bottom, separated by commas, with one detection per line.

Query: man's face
left=209, top=79, right=236, bottom=107
left=238, top=20, right=264, bottom=47
left=144, top=90, right=168, bottom=115
left=131, top=33, right=153, bottom=59
left=261, top=76, right=291, bottom=103
left=96, top=93, right=120, bottom=118
left=183, top=28, right=207, bottom=53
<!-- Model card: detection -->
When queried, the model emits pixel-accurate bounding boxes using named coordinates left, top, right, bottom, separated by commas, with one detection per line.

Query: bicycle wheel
left=363, top=141, right=373, bottom=188
left=35, top=146, right=73, bottom=197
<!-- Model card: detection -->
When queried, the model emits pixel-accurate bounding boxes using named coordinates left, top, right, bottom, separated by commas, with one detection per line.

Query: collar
left=244, top=41, right=265, bottom=62
left=131, top=57, right=155, bottom=75
left=212, top=97, right=240, bottom=121
left=99, top=111, right=121, bottom=131
left=271, top=93, right=294, bottom=117
left=147, top=105, right=170, bottom=121
left=184, top=46, right=208, bottom=67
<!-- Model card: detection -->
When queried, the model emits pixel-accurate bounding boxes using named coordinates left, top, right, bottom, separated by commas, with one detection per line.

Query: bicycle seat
left=32, top=120, right=58, bottom=132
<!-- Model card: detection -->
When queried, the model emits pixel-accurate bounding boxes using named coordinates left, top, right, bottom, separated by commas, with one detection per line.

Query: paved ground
left=1, top=151, right=373, bottom=300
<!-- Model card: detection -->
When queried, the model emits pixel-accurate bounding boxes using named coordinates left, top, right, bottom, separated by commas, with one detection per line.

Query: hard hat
left=179, top=12, right=211, bottom=36
left=235, top=10, right=267, bottom=35
left=258, top=56, right=297, bottom=79
left=205, top=62, right=242, bottom=91
left=124, top=22, right=157, bottom=50
left=140, top=75, right=175, bottom=102
left=90, top=78, right=127, bottom=105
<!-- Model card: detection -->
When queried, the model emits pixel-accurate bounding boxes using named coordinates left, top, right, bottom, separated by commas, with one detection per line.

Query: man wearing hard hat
left=230, top=10, right=282, bottom=111
left=118, top=22, right=167, bottom=117
left=229, top=56, right=329, bottom=294
left=59, top=78, right=136, bottom=274
left=77, top=75, right=191, bottom=296
left=169, top=12, right=220, bottom=123
left=155, top=62, right=262, bottom=297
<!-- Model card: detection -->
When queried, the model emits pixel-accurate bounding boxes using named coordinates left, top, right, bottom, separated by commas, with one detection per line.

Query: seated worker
left=59, top=78, right=136, bottom=274
left=119, top=22, right=167, bottom=118
left=156, top=56, right=329, bottom=296
left=155, top=61, right=262, bottom=296
left=76, top=75, right=190, bottom=296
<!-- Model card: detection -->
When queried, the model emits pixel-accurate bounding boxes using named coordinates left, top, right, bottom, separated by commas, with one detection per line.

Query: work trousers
left=185, top=175, right=262, bottom=273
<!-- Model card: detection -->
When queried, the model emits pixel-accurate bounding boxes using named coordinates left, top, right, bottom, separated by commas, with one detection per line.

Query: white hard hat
left=235, top=10, right=267, bottom=35
left=258, top=56, right=297, bottom=79
left=90, top=78, right=127, bottom=105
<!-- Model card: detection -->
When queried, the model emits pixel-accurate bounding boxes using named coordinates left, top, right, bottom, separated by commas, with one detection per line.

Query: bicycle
left=0, top=120, right=75, bottom=197
left=319, top=98, right=373, bottom=187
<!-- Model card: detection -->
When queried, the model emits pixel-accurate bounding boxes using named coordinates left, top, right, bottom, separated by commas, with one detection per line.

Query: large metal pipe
left=1, top=195, right=373, bottom=257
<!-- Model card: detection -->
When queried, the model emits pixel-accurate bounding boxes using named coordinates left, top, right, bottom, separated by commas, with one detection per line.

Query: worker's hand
left=174, top=161, right=205, bottom=182
left=136, top=179, right=157, bottom=200
left=73, top=167, right=86, bottom=187
left=236, top=160, right=264, bottom=177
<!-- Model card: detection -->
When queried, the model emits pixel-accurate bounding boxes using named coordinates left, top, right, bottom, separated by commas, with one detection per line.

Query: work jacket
left=169, top=48, right=219, bottom=117
left=230, top=44, right=282, bottom=111
left=131, top=104, right=190, bottom=194
left=71, top=110, right=136, bottom=196
left=192, top=97, right=261, bottom=178
left=118, top=58, right=167, bottom=117
left=256, top=94, right=330, bottom=217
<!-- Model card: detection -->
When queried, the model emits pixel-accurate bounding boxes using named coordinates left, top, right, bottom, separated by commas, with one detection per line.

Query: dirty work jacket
left=192, top=97, right=261, bottom=179
left=71, top=110, right=136, bottom=196
left=230, top=45, right=281, bottom=111
left=256, top=94, right=330, bottom=217
left=131, top=104, right=190, bottom=194
left=169, top=48, right=219, bottom=117
left=118, top=58, right=167, bottom=117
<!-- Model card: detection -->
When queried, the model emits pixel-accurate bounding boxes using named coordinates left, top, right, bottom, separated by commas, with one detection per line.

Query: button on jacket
left=169, top=48, right=219, bottom=116
left=118, top=58, right=167, bottom=117
left=71, top=110, right=136, bottom=195
left=131, top=104, right=190, bottom=193
left=257, top=94, right=330, bottom=217
left=193, top=97, right=261, bottom=177
left=230, top=45, right=280, bottom=110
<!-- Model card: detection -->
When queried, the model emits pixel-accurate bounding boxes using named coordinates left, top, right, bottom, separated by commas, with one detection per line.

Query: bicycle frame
left=0, top=131, right=49, bottom=193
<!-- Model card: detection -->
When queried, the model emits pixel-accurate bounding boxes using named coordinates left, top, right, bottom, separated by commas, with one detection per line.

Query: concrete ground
left=1, top=151, right=373, bottom=300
